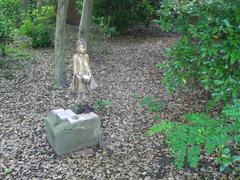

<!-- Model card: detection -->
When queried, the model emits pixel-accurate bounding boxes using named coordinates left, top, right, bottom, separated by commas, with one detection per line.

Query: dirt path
left=1, top=28, right=221, bottom=179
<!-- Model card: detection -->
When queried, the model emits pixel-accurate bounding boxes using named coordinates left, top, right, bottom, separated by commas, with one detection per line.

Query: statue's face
left=77, top=41, right=87, bottom=53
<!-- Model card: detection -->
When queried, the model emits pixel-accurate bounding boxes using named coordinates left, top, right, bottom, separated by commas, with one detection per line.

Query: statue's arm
left=73, top=54, right=84, bottom=78
left=85, top=54, right=92, bottom=76
left=73, top=54, right=78, bottom=75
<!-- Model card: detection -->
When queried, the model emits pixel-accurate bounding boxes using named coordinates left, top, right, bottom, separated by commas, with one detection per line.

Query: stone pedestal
left=45, top=109, right=101, bottom=156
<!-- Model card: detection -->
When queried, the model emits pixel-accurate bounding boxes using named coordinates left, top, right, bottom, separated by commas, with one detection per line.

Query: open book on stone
left=52, top=108, right=98, bottom=124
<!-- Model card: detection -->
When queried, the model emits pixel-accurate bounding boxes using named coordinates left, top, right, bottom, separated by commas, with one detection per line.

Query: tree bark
left=78, top=0, right=94, bottom=51
left=54, top=0, right=69, bottom=88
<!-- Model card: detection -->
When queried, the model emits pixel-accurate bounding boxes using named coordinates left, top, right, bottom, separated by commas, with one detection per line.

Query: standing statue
left=72, top=38, right=97, bottom=104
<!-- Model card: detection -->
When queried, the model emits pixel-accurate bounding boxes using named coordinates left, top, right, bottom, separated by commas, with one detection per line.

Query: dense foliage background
left=75, top=0, right=160, bottom=36
left=0, top=0, right=159, bottom=76
left=0, top=0, right=55, bottom=51
left=157, top=0, right=240, bottom=104
left=146, top=0, right=240, bottom=174
left=0, top=0, right=56, bottom=78
left=92, top=0, right=155, bottom=34
left=0, top=0, right=159, bottom=52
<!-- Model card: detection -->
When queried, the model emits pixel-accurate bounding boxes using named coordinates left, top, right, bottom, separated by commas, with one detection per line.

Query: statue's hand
left=82, top=75, right=91, bottom=84
left=76, top=74, right=82, bottom=79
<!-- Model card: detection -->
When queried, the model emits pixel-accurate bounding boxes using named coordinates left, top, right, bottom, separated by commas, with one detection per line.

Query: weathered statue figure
left=72, top=38, right=97, bottom=103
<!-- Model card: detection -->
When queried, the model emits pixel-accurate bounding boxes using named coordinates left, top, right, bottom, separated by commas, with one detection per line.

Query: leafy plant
left=0, top=0, right=29, bottom=68
left=0, top=15, right=10, bottom=56
left=75, top=0, right=83, bottom=14
left=93, top=16, right=119, bottom=38
left=215, top=147, right=240, bottom=174
left=94, top=99, right=112, bottom=110
left=157, top=0, right=240, bottom=104
left=148, top=99, right=240, bottom=173
left=76, top=0, right=157, bottom=36
left=0, top=46, right=33, bottom=79
left=0, top=0, right=21, bottom=27
left=4, top=168, right=13, bottom=175
left=139, top=96, right=163, bottom=113
left=19, top=5, right=55, bottom=47
left=10, top=30, right=32, bottom=48
left=0, top=0, right=22, bottom=55
left=93, top=0, right=156, bottom=33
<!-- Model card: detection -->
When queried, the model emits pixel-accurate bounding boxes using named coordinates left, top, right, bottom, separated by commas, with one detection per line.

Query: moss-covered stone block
left=45, top=110, right=101, bottom=156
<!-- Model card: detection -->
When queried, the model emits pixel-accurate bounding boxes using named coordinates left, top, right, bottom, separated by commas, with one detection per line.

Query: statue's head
left=76, top=38, right=87, bottom=54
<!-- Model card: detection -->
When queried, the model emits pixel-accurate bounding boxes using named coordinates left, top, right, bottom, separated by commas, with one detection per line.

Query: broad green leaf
left=220, top=164, right=228, bottom=172
left=232, top=155, right=240, bottom=162
left=4, top=168, right=13, bottom=175
left=223, top=148, right=230, bottom=155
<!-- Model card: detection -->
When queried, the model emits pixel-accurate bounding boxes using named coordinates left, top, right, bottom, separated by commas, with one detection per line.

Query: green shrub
left=0, top=46, right=33, bottom=79
left=94, top=99, right=112, bottom=110
left=0, top=0, right=22, bottom=55
left=75, top=0, right=83, bottom=14
left=0, top=15, right=11, bottom=55
left=139, top=96, right=163, bottom=113
left=93, top=0, right=155, bottom=34
left=157, top=0, right=240, bottom=103
left=19, top=5, right=55, bottom=47
left=0, top=0, right=21, bottom=27
left=76, top=0, right=156, bottom=36
left=92, top=16, right=119, bottom=38
left=148, top=99, right=240, bottom=173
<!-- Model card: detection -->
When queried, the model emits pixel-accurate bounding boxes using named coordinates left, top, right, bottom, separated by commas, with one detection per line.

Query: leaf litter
left=0, top=26, right=233, bottom=179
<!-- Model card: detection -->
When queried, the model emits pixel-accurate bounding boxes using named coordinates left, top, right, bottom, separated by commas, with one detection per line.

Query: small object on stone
left=4, top=168, right=13, bottom=175
left=82, top=75, right=91, bottom=84
left=83, top=104, right=94, bottom=113
left=67, top=112, right=98, bottom=124
left=53, top=108, right=75, bottom=120
left=70, top=103, right=84, bottom=114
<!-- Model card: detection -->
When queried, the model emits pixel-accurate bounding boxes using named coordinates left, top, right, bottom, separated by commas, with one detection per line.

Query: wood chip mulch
left=0, top=27, right=235, bottom=179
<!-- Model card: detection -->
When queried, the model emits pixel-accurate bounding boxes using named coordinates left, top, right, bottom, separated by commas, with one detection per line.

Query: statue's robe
left=72, top=53, right=97, bottom=93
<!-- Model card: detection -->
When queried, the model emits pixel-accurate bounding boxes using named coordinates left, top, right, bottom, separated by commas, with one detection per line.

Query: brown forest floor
left=0, top=26, right=234, bottom=179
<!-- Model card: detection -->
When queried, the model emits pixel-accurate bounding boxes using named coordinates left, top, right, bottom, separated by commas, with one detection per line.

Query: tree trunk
left=78, top=0, right=94, bottom=51
left=54, top=0, right=69, bottom=88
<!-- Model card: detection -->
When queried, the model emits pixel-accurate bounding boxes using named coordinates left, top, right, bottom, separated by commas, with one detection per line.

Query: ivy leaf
left=4, top=168, right=13, bottom=175
left=223, top=147, right=230, bottom=155
left=223, top=19, right=231, bottom=27
left=220, top=164, right=228, bottom=172
left=232, top=155, right=240, bottom=162
left=214, top=80, right=224, bottom=85
left=230, top=55, right=237, bottom=65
